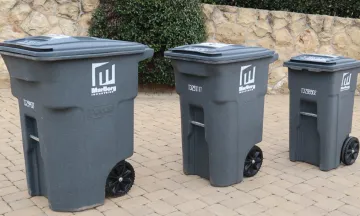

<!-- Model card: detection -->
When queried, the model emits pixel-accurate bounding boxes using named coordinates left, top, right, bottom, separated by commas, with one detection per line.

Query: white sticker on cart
left=91, top=62, right=117, bottom=96
left=199, top=43, right=233, bottom=48
left=301, top=88, right=317, bottom=96
left=184, top=47, right=210, bottom=52
left=340, top=72, right=352, bottom=92
left=24, top=99, right=34, bottom=109
left=307, top=54, right=339, bottom=58
left=188, top=84, right=202, bottom=93
left=46, top=34, right=71, bottom=40
left=239, top=65, right=256, bottom=94
left=299, top=55, right=336, bottom=63
left=18, top=40, right=42, bottom=45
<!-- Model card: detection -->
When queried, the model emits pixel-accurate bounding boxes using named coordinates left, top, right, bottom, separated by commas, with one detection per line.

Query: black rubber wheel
left=341, top=137, right=359, bottom=166
left=244, top=146, right=263, bottom=177
left=105, top=161, right=135, bottom=197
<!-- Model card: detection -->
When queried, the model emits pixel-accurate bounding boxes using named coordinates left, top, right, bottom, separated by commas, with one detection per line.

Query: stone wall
left=0, top=2, right=360, bottom=93
left=0, top=0, right=99, bottom=88
left=203, top=4, right=360, bottom=94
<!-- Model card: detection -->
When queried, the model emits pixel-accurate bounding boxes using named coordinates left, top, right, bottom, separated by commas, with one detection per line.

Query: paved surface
left=1, top=89, right=360, bottom=216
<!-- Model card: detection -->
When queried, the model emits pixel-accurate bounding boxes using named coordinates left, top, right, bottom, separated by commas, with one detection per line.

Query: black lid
left=0, top=35, right=149, bottom=61
left=165, top=43, right=276, bottom=64
left=284, top=54, right=360, bottom=72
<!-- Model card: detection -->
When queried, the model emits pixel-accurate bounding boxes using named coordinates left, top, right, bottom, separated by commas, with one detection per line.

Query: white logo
left=91, top=62, right=117, bottom=96
left=340, top=72, right=352, bottom=92
left=301, top=88, right=317, bottom=96
left=188, top=84, right=202, bottom=93
left=24, top=99, right=34, bottom=109
left=239, top=65, right=256, bottom=94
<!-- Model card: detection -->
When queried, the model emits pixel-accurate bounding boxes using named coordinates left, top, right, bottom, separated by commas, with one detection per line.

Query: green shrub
left=89, top=0, right=207, bottom=86
left=201, top=0, right=360, bottom=18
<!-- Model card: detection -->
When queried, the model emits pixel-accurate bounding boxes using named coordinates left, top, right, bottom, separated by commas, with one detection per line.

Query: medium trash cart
left=165, top=43, right=278, bottom=187
left=0, top=35, right=153, bottom=211
left=284, top=54, right=360, bottom=171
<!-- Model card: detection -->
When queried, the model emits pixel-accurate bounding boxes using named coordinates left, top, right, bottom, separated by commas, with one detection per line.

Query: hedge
left=89, top=0, right=207, bottom=86
left=201, top=0, right=360, bottom=18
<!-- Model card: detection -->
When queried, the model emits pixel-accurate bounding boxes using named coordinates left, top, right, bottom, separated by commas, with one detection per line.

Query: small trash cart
left=284, top=54, right=360, bottom=171
left=0, top=35, right=153, bottom=212
left=165, top=43, right=278, bottom=187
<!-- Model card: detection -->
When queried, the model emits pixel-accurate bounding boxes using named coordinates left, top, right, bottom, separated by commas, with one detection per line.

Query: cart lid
left=165, top=43, right=276, bottom=64
left=284, top=54, right=360, bottom=72
left=0, top=35, right=149, bottom=61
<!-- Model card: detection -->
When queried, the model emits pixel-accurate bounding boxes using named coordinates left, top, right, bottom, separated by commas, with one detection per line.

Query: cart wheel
left=244, top=146, right=263, bottom=177
left=341, top=137, right=359, bottom=166
left=105, top=160, right=135, bottom=197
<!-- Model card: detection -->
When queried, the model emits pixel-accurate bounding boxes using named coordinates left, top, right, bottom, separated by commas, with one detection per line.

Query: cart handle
left=139, top=48, right=154, bottom=61
left=300, top=112, right=317, bottom=118
left=191, top=121, right=205, bottom=128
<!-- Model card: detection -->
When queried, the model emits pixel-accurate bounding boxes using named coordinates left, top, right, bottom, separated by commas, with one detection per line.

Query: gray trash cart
left=0, top=35, right=153, bottom=212
left=284, top=54, right=360, bottom=171
left=165, top=43, right=278, bottom=187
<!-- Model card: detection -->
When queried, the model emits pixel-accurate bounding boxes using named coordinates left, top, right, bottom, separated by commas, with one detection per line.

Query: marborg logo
left=340, top=72, right=352, bottom=92
left=239, top=65, right=256, bottom=94
left=91, top=62, right=117, bottom=96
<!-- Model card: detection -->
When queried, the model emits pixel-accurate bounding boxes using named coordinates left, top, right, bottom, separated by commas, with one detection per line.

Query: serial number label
left=301, top=88, right=317, bottom=96
left=88, top=105, right=114, bottom=119
left=188, top=84, right=202, bottom=93
left=24, top=99, right=35, bottom=109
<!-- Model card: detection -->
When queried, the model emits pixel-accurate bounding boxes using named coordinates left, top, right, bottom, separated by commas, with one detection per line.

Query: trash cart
left=284, top=54, right=360, bottom=171
left=165, top=43, right=278, bottom=187
left=0, top=35, right=154, bottom=212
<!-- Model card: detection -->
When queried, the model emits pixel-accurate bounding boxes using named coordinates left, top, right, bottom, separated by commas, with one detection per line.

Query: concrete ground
left=1, top=89, right=360, bottom=216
